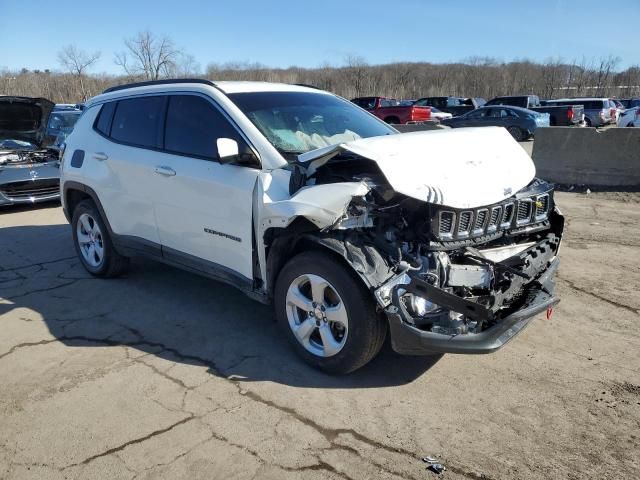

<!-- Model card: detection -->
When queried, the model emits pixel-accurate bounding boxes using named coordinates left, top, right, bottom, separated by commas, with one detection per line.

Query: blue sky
left=2, top=0, right=639, bottom=73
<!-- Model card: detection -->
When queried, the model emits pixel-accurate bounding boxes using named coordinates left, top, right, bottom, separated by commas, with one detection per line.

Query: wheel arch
left=264, top=221, right=394, bottom=300
left=63, top=181, right=116, bottom=238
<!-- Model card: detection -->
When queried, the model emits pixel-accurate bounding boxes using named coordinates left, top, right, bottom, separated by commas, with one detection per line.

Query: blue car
left=441, top=105, right=550, bottom=141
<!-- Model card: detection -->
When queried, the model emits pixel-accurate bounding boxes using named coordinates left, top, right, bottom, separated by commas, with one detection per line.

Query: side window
left=164, top=95, right=247, bottom=161
left=95, top=101, right=116, bottom=136
left=111, top=96, right=165, bottom=148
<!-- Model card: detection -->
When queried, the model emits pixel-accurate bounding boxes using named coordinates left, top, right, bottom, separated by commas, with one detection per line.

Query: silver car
left=0, top=96, right=60, bottom=207
left=545, top=98, right=614, bottom=127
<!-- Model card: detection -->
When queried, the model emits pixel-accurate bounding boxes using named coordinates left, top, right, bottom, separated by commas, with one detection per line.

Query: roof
left=101, top=78, right=325, bottom=95
left=88, top=79, right=329, bottom=107
left=213, top=81, right=325, bottom=94
left=550, top=97, right=609, bottom=101
left=478, top=105, right=535, bottom=113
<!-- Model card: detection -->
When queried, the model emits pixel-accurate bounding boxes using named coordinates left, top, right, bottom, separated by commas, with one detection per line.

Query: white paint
left=299, top=127, right=536, bottom=209
left=260, top=180, right=370, bottom=229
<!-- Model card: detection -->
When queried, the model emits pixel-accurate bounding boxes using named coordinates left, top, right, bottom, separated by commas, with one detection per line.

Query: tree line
left=1, top=31, right=638, bottom=103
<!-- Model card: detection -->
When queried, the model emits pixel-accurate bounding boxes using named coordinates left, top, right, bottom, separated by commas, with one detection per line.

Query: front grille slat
left=535, top=194, right=549, bottom=220
left=438, top=211, right=455, bottom=238
left=457, top=211, right=473, bottom=237
left=487, top=206, right=501, bottom=233
left=516, top=199, right=533, bottom=224
left=473, top=209, right=488, bottom=234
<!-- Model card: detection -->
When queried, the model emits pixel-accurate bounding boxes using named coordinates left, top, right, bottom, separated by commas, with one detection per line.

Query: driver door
left=151, top=94, right=260, bottom=282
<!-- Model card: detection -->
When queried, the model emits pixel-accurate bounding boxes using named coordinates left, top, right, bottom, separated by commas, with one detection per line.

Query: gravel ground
left=1, top=192, right=639, bottom=480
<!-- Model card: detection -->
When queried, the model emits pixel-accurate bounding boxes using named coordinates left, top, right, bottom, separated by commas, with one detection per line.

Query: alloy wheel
left=285, top=274, right=349, bottom=357
left=76, top=213, right=105, bottom=268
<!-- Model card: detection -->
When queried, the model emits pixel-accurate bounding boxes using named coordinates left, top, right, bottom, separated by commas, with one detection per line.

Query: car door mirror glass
left=217, top=138, right=239, bottom=164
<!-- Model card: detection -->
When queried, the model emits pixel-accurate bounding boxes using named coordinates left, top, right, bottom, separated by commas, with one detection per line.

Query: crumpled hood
left=298, top=127, right=536, bottom=209
left=0, top=96, right=55, bottom=149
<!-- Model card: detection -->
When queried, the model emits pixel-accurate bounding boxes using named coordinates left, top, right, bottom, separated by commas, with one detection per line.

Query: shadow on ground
left=0, top=223, right=440, bottom=389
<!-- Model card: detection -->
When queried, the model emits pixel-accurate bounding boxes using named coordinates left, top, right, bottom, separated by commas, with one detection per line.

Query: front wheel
left=274, top=251, right=387, bottom=374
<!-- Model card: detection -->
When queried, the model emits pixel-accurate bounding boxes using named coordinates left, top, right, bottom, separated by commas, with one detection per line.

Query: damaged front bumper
left=383, top=254, right=560, bottom=356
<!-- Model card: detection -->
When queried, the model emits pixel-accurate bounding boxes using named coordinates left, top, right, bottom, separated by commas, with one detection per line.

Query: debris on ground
left=428, top=463, right=446, bottom=474
left=422, top=456, right=446, bottom=474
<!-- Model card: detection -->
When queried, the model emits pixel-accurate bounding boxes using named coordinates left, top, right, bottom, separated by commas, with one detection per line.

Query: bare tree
left=57, top=45, right=101, bottom=100
left=343, top=54, right=369, bottom=97
left=115, top=31, right=185, bottom=81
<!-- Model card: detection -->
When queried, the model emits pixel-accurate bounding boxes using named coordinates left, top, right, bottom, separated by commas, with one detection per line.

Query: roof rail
left=102, top=78, right=215, bottom=94
left=292, top=83, right=321, bottom=90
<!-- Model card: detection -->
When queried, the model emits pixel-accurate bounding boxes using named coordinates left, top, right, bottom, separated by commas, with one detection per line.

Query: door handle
left=154, top=166, right=176, bottom=176
left=93, top=152, right=108, bottom=161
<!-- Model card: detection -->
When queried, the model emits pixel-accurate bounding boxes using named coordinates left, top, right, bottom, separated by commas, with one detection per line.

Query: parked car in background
left=619, top=98, right=640, bottom=109
left=441, top=105, right=550, bottom=141
left=0, top=96, right=60, bottom=206
left=351, top=96, right=431, bottom=124
left=427, top=106, right=453, bottom=121
left=544, top=98, right=613, bottom=127
left=611, top=99, right=625, bottom=122
left=413, top=96, right=485, bottom=117
left=616, top=106, right=640, bottom=127
left=485, top=95, right=584, bottom=126
left=45, top=105, right=83, bottom=147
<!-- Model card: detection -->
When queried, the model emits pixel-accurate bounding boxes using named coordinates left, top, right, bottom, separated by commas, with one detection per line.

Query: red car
left=351, top=96, right=431, bottom=124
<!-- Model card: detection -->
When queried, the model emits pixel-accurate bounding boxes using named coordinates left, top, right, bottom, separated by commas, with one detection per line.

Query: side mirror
left=217, top=138, right=239, bottom=164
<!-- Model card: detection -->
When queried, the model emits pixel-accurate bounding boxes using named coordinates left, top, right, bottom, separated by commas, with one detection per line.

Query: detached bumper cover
left=386, top=258, right=560, bottom=355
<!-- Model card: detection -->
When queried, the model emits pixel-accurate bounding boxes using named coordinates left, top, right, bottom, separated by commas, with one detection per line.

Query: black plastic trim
left=62, top=181, right=115, bottom=234
left=103, top=78, right=216, bottom=94
left=386, top=258, right=560, bottom=355
left=387, top=288, right=558, bottom=355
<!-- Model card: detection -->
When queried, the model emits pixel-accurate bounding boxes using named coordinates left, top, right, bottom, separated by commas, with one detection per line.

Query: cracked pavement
left=1, top=194, right=639, bottom=480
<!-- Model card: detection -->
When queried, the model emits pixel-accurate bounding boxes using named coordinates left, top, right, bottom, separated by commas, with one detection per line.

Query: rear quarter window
left=94, top=102, right=116, bottom=136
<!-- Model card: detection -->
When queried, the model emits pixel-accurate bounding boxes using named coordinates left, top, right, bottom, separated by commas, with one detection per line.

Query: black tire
left=584, top=117, right=592, bottom=127
left=71, top=199, right=129, bottom=277
left=627, top=123, right=635, bottom=127
left=274, top=250, right=387, bottom=374
left=507, top=126, right=525, bottom=142
left=384, top=116, right=400, bottom=125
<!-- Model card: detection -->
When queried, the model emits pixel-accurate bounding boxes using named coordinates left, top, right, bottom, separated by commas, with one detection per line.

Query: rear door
left=90, top=96, right=166, bottom=246
left=462, top=108, right=490, bottom=126
left=151, top=93, right=260, bottom=281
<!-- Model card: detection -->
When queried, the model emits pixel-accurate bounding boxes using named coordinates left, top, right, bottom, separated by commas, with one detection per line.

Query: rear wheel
left=507, top=126, right=525, bottom=142
left=584, top=117, right=592, bottom=127
left=384, top=116, right=400, bottom=124
left=274, top=251, right=387, bottom=374
left=72, top=200, right=129, bottom=277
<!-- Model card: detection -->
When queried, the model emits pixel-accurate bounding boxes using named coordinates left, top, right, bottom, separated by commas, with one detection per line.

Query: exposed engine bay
left=277, top=147, right=563, bottom=344
left=0, top=148, right=58, bottom=166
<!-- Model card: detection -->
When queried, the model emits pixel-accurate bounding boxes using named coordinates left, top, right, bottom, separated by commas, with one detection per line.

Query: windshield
left=47, top=111, right=81, bottom=134
left=228, top=91, right=395, bottom=156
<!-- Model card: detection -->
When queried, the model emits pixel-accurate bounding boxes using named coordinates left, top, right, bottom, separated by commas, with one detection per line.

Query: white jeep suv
left=61, top=79, right=563, bottom=373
